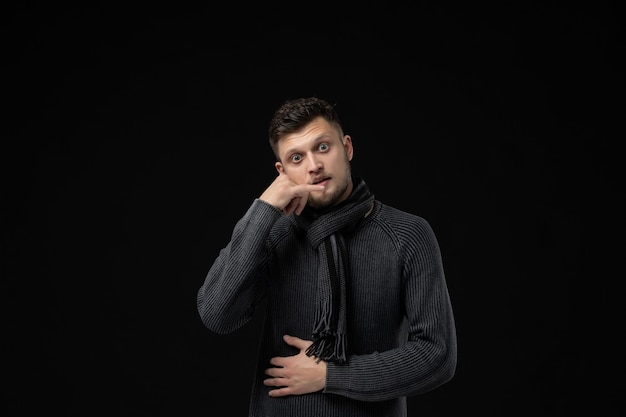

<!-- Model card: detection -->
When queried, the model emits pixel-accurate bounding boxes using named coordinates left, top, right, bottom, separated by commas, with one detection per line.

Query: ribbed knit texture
left=197, top=190, right=457, bottom=417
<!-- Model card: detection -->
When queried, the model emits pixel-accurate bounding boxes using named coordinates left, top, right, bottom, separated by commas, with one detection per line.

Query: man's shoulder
left=374, top=201, right=430, bottom=225
left=371, top=201, right=436, bottom=237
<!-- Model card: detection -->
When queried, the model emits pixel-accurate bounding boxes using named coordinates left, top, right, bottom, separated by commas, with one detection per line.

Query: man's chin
left=306, top=199, right=325, bottom=211
left=308, top=194, right=340, bottom=211
left=307, top=196, right=330, bottom=210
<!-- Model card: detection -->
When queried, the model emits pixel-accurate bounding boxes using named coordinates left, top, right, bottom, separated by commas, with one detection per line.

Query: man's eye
left=319, top=143, right=329, bottom=151
left=291, top=154, right=302, bottom=162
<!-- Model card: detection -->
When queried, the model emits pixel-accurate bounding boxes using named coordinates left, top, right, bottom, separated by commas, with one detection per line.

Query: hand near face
left=259, top=172, right=325, bottom=216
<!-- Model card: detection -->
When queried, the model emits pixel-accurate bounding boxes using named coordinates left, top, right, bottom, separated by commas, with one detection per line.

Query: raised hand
left=259, top=172, right=325, bottom=216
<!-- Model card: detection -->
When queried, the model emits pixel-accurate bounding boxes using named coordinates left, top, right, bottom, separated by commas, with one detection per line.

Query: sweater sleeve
left=324, top=216, right=457, bottom=401
left=197, top=199, right=282, bottom=334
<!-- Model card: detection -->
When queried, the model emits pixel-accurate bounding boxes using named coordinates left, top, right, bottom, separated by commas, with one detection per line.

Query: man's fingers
left=282, top=334, right=312, bottom=350
left=294, top=193, right=308, bottom=215
left=264, top=366, right=279, bottom=377
left=266, top=356, right=287, bottom=368
left=264, top=372, right=288, bottom=385
left=283, top=197, right=302, bottom=216
left=283, top=185, right=324, bottom=215
left=290, top=184, right=323, bottom=215
left=267, top=386, right=293, bottom=397
left=295, top=184, right=325, bottom=194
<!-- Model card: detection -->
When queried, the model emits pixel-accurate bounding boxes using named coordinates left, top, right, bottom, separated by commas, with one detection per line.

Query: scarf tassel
left=306, top=332, right=347, bottom=363
left=306, top=286, right=347, bottom=363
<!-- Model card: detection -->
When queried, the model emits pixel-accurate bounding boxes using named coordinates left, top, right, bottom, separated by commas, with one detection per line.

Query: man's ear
left=344, top=135, right=354, bottom=161
left=275, top=161, right=284, bottom=174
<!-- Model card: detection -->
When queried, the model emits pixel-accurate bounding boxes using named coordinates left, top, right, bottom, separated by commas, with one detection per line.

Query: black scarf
left=293, top=177, right=374, bottom=363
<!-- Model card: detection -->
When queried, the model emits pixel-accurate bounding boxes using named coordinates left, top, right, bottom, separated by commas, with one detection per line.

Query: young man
left=197, top=97, right=457, bottom=416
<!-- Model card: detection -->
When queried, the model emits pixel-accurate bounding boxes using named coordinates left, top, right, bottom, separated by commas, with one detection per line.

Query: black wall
left=5, top=2, right=623, bottom=416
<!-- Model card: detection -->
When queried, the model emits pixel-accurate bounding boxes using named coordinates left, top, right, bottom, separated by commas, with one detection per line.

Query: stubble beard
left=307, top=166, right=352, bottom=211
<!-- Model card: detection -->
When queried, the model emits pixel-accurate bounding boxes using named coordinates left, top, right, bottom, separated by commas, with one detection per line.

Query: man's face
left=275, top=116, right=353, bottom=210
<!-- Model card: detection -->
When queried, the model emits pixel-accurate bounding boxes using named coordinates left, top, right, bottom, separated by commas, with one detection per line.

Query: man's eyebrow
left=283, top=134, right=333, bottom=156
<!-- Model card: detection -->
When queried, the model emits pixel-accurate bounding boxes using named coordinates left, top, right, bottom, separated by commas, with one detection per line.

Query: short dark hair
left=268, top=97, right=343, bottom=160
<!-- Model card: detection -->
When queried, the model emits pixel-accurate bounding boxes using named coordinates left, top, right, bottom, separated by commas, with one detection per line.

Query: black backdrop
left=5, top=2, right=623, bottom=416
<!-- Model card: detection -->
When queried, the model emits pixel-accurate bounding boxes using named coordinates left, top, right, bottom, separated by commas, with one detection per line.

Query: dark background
left=4, top=2, right=623, bottom=416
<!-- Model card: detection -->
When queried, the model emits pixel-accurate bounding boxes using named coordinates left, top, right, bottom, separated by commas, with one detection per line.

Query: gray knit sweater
left=197, top=198, right=457, bottom=417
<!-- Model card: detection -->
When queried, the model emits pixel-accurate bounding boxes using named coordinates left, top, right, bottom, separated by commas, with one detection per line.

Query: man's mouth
left=312, top=177, right=330, bottom=186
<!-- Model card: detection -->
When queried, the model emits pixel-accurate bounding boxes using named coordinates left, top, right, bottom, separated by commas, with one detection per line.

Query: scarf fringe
left=306, top=332, right=347, bottom=363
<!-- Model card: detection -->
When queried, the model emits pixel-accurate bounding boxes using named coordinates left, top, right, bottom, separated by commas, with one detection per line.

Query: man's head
left=268, top=97, right=354, bottom=210
left=269, top=97, right=344, bottom=158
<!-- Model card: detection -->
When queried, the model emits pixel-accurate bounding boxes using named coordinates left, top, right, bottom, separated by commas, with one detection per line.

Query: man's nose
left=306, top=154, right=322, bottom=172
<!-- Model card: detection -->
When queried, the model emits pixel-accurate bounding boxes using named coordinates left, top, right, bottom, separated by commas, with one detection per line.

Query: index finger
left=292, top=183, right=325, bottom=196
left=268, top=356, right=287, bottom=367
